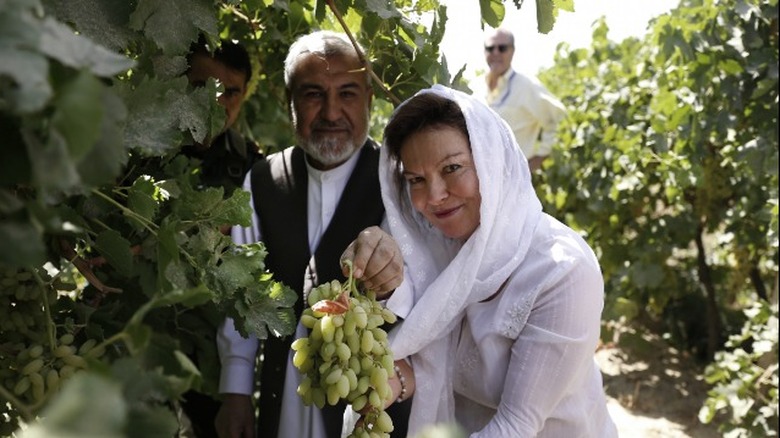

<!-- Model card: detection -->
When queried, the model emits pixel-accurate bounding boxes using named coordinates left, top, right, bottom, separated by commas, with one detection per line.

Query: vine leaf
left=95, top=230, right=134, bottom=277
left=0, top=221, right=45, bottom=266
left=128, top=176, right=159, bottom=228
left=210, top=189, right=253, bottom=228
left=51, top=70, right=104, bottom=162
left=76, top=90, right=129, bottom=187
left=365, top=0, right=400, bottom=19
left=44, top=0, right=136, bottom=52
left=0, top=7, right=51, bottom=113
left=535, top=0, right=556, bottom=34
left=120, top=78, right=189, bottom=156
left=39, top=17, right=135, bottom=76
left=18, top=373, right=128, bottom=437
left=129, top=0, right=217, bottom=55
left=479, top=0, right=505, bottom=28
left=232, top=279, right=297, bottom=340
left=553, top=0, right=575, bottom=13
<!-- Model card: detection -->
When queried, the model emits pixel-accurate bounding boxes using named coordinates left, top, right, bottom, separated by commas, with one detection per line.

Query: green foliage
left=1, top=0, right=567, bottom=434
left=536, top=0, right=777, bottom=431
left=699, top=300, right=778, bottom=437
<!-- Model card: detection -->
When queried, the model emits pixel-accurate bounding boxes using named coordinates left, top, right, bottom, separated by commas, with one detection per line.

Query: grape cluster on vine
left=291, top=263, right=399, bottom=438
left=0, top=266, right=105, bottom=430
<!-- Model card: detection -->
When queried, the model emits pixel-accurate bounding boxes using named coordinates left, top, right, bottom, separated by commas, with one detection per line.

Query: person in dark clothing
left=183, top=36, right=262, bottom=196
left=214, top=30, right=411, bottom=438
left=179, top=37, right=261, bottom=438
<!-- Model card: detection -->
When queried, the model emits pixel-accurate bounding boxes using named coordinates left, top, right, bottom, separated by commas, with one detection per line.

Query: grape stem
left=30, top=268, right=57, bottom=353
left=0, top=385, right=33, bottom=423
left=342, top=259, right=362, bottom=298
left=59, top=238, right=123, bottom=298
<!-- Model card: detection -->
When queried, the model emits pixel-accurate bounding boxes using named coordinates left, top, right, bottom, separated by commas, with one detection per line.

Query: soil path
left=596, top=333, right=721, bottom=438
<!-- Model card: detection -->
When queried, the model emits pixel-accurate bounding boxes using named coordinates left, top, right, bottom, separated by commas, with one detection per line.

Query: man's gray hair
left=284, top=30, right=368, bottom=87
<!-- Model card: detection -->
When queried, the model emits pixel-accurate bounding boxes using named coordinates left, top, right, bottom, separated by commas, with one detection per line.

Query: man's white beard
left=298, top=133, right=367, bottom=168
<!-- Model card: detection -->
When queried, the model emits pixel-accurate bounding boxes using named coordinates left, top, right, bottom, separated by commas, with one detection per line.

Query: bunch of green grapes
left=5, top=334, right=104, bottom=404
left=0, top=266, right=104, bottom=413
left=0, top=267, right=56, bottom=339
left=292, top=267, right=398, bottom=438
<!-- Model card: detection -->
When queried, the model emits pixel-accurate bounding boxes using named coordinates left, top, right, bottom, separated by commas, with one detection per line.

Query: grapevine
left=292, top=261, right=399, bottom=438
left=0, top=265, right=107, bottom=433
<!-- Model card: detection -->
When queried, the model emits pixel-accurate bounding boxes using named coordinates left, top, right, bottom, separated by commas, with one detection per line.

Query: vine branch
left=325, top=0, right=401, bottom=106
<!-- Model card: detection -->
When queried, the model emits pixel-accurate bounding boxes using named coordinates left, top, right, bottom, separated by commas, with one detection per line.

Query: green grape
left=369, top=366, right=387, bottom=391
left=326, top=384, right=341, bottom=405
left=59, top=365, right=76, bottom=379
left=78, top=339, right=97, bottom=355
left=368, top=389, right=382, bottom=409
left=336, top=374, right=350, bottom=398
left=321, top=315, right=336, bottom=343
left=22, top=358, right=44, bottom=375
left=344, top=314, right=357, bottom=336
left=348, top=356, right=361, bottom=374
left=293, top=349, right=309, bottom=369
left=29, top=371, right=45, bottom=402
left=324, top=367, right=343, bottom=386
left=371, top=340, right=385, bottom=356
left=311, top=387, right=326, bottom=409
left=13, top=376, right=30, bottom=396
left=344, top=368, right=358, bottom=391
left=367, top=314, right=385, bottom=330
left=346, top=331, right=361, bottom=353
left=360, top=330, right=374, bottom=354
left=320, top=342, right=336, bottom=362
left=301, top=314, right=318, bottom=329
left=357, top=375, right=370, bottom=394
left=53, top=345, right=75, bottom=358
left=45, top=369, right=60, bottom=391
left=381, top=309, right=397, bottom=324
left=62, top=354, right=87, bottom=369
left=336, top=342, right=352, bottom=362
left=375, top=410, right=394, bottom=433
left=27, top=344, right=44, bottom=359
left=334, top=326, right=345, bottom=344
left=351, top=394, right=367, bottom=411
left=59, top=333, right=74, bottom=345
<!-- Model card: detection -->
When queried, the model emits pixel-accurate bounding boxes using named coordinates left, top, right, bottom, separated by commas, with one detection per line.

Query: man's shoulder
left=260, top=145, right=302, bottom=165
left=364, top=138, right=381, bottom=151
left=508, top=70, right=538, bottom=85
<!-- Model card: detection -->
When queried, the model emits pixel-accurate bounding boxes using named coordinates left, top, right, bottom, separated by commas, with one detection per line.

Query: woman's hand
left=340, top=226, right=403, bottom=298
left=386, top=359, right=415, bottom=409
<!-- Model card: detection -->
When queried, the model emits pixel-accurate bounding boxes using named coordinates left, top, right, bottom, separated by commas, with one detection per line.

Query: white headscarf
left=382, top=85, right=544, bottom=434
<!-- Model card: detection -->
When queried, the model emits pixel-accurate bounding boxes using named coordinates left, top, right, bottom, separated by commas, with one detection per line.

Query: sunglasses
left=485, top=44, right=511, bottom=53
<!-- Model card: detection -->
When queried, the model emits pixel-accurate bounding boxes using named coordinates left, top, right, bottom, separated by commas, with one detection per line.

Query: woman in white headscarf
left=379, top=85, right=617, bottom=437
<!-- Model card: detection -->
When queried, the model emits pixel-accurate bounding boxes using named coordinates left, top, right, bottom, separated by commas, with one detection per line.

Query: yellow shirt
left=472, top=69, right=566, bottom=159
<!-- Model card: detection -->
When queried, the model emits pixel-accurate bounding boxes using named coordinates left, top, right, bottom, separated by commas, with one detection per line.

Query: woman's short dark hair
left=384, top=92, right=471, bottom=219
left=384, top=92, right=469, bottom=161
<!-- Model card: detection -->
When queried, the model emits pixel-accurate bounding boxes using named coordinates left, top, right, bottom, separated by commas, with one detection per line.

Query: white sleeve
left=472, top=259, right=604, bottom=437
left=380, top=214, right=415, bottom=319
left=217, top=172, right=262, bottom=395
left=532, top=83, right=566, bottom=158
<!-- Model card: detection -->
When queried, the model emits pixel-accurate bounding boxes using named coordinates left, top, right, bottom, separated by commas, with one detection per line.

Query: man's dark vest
left=251, top=141, right=410, bottom=438
left=182, top=128, right=262, bottom=196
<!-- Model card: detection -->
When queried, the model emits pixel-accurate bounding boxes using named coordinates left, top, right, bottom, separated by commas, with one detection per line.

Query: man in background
left=179, top=37, right=261, bottom=438
left=184, top=37, right=262, bottom=196
left=471, top=27, right=566, bottom=172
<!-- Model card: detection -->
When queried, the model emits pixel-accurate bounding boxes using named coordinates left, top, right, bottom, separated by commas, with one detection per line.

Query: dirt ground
left=596, top=329, right=722, bottom=438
